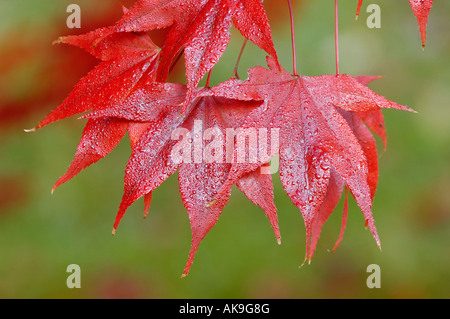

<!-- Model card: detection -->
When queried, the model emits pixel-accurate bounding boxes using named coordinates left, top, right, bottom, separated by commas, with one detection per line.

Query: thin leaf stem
left=287, top=0, right=297, bottom=76
left=205, top=70, right=212, bottom=88
left=232, top=39, right=248, bottom=79
left=335, top=0, right=340, bottom=75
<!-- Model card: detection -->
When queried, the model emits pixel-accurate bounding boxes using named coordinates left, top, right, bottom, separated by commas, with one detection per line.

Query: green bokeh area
left=0, top=0, right=449, bottom=299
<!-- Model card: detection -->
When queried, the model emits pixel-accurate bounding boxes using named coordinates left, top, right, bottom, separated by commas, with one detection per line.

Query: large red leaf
left=208, top=57, right=414, bottom=260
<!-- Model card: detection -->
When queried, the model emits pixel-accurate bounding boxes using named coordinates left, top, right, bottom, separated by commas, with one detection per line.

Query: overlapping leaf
left=109, top=0, right=279, bottom=91
left=91, top=82, right=280, bottom=276
left=208, top=57, right=414, bottom=261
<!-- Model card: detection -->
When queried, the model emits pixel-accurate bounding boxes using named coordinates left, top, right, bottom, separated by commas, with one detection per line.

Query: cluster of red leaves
left=30, top=0, right=421, bottom=276
left=357, top=0, right=434, bottom=48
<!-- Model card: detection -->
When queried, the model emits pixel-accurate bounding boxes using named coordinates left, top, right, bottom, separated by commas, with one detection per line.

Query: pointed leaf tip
left=121, top=4, right=129, bottom=15
left=356, top=0, right=363, bottom=20
left=143, top=193, right=152, bottom=219
left=329, top=187, right=349, bottom=253
left=300, top=254, right=308, bottom=268
left=52, top=37, right=64, bottom=45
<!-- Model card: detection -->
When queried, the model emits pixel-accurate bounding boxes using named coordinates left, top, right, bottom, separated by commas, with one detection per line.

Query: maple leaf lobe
left=409, top=0, right=434, bottom=48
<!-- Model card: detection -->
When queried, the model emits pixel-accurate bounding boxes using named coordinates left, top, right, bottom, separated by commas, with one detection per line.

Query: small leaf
left=409, top=0, right=434, bottom=48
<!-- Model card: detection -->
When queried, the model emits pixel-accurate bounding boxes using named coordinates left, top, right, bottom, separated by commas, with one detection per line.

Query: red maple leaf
left=94, top=84, right=280, bottom=276
left=208, top=57, right=414, bottom=262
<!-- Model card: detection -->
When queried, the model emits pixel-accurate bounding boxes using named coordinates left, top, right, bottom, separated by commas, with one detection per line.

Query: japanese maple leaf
left=88, top=81, right=280, bottom=276
left=356, top=0, right=433, bottom=48
left=208, top=57, right=414, bottom=262
left=109, top=0, right=279, bottom=91
left=28, top=27, right=160, bottom=131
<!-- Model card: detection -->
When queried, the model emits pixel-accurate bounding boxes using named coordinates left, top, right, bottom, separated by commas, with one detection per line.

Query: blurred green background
left=0, top=0, right=449, bottom=299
